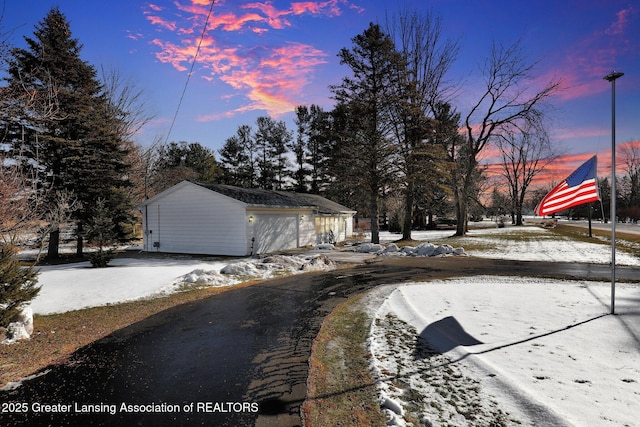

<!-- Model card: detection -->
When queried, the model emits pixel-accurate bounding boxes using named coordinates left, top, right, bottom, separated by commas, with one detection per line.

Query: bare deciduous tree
left=495, top=118, right=560, bottom=225
left=618, top=141, right=640, bottom=209
left=100, top=65, right=155, bottom=142
left=0, top=158, right=34, bottom=244
left=100, top=65, right=156, bottom=204
left=455, top=40, right=561, bottom=235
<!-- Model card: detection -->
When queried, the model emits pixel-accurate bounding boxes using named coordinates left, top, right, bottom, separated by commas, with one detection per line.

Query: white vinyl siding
left=138, top=181, right=355, bottom=256
left=298, top=215, right=316, bottom=247
left=145, top=184, right=247, bottom=256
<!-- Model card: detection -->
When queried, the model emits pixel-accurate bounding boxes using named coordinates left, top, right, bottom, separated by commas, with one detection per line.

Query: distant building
left=136, top=181, right=355, bottom=256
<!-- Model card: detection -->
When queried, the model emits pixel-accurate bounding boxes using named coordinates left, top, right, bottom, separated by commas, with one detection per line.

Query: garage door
left=254, top=214, right=298, bottom=254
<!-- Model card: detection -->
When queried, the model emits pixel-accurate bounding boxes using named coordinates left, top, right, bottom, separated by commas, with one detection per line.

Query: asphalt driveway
left=1, top=256, right=635, bottom=426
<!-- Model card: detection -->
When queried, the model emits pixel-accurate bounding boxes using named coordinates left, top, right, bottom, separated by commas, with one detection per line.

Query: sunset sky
left=3, top=0, right=639, bottom=186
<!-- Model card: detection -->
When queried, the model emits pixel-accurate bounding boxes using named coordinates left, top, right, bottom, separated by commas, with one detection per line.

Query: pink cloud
left=292, top=2, right=325, bottom=15
left=145, top=14, right=177, bottom=31
left=605, top=7, right=632, bottom=36
left=209, top=12, right=267, bottom=32
left=150, top=38, right=195, bottom=72
left=143, top=0, right=350, bottom=118
left=242, top=2, right=292, bottom=29
left=126, top=30, right=144, bottom=41
left=542, top=6, right=637, bottom=101
left=212, top=42, right=328, bottom=117
left=291, top=0, right=346, bottom=17
left=553, top=126, right=607, bottom=141
left=173, top=1, right=211, bottom=16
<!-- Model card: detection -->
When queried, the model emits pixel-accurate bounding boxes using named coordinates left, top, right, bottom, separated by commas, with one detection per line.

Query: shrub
left=0, top=244, right=40, bottom=327
left=88, top=248, right=116, bottom=268
left=85, top=198, right=117, bottom=268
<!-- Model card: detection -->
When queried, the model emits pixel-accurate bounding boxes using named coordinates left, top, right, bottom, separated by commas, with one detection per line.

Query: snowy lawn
left=369, top=277, right=640, bottom=427
left=29, top=225, right=640, bottom=316
left=9, top=224, right=640, bottom=425
left=464, top=226, right=640, bottom=265
left=31, top=258, right=228, bottom=315
left=31, top=254, right=335, bottom=315
left=379, top=225, right=640, bottom=266
left=367, top=225, right=640, bottom=426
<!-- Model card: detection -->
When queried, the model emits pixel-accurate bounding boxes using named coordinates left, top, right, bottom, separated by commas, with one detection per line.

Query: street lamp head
left=604, top=71, right=624, bottom=82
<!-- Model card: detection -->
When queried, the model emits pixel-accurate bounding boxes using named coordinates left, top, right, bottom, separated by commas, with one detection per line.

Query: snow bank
left=179, top=254, right=335, bottom=284
left=1, top=306, right=34, bottom=344
left=369, top=277, right=640, bottom=427
left=315, top=243, right=335, bottom=250
left=173, top=269, right=233, bottom=287
left=355, top=241, right=466, bottom=257
left=3, top=254, right=335, bottom=345
left=28, top=255, right=335, bottom=317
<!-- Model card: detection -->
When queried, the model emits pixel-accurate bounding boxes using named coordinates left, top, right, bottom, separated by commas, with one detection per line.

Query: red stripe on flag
left=535, top=179, right=599, bottom=216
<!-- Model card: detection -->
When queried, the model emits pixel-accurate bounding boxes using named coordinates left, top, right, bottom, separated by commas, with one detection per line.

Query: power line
left=164, top=0, right=216, bottom=144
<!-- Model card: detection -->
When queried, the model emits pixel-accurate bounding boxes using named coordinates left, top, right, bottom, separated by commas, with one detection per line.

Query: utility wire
left=164, top=0, right=215, bottom=144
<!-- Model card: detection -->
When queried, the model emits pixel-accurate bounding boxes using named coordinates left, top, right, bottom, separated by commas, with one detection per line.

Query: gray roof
left=194, top=183, right=355, bottom=215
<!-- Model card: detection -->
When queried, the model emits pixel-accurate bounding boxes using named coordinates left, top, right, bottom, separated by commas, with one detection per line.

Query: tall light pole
left=603, top=71, right=623, bottom=315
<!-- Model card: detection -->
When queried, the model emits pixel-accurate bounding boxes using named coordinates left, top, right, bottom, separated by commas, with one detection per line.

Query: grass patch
left=471, top=229, right=550, bottom=241
left=0, top=281, right=256, bottom=388
left=446, top=237, right=497, bottom=252
left=302, top=294, right=386, bottom=427
left=553, top=224, right=640, bottom=259
left=555, top=223, right=640, bottom=242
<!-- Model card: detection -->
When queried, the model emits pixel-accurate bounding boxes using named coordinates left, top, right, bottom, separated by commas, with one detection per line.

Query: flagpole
left=604, top=71, right=623, bottom=315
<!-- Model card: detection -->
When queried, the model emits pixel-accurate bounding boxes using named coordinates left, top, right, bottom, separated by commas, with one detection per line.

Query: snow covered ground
left=29, top=254, right=335, bottom=316
left=379, top=225, right=640, bottom=266
left=369, top=277, right=640, bottom=427
left=25, top=224, right=640, bottom=316
left=367, top=226, right=640, bottom=426
left=5, top=224, right=640, bottom=425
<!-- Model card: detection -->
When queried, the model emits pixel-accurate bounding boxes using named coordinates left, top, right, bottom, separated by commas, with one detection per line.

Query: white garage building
left=136, top=181, right=356, bottom=256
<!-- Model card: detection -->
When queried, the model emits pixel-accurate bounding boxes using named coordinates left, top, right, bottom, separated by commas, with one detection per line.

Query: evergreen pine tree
left=0, top=244, right=40, bottom=327
left=150, top=141, right=220, bottom=192
left=219, top=125, right=257, bottom=188
left=219, top=134, right=249, bottom=187
left=331, top=23, right=403, bottom=243
left=85, top=198, right=117, bottom=268
left=6, top=7, right=135, bottom=258
left=291, top=104, right=335, bottom=194
left=291, top=106, right=312, bottom=193
left=255, top=116, right=278, bottom=190
left=306, top=105, right=334, bottom=194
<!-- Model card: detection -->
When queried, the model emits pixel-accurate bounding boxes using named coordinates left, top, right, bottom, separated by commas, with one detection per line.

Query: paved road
left=558, top=219, right=640, bottom=235
left=1, top=256, right=637, bottom=427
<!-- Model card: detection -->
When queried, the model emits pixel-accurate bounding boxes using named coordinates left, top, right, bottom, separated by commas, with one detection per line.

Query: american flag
left=535, top=155, right=599, bottom=216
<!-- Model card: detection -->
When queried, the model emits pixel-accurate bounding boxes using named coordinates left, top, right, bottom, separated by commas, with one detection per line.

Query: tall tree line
left=1, top=8, right=137, bottom=259
left=2, top=7, right=568, bottom=260
left=190, top=12, right=561, bottom=243
left=218, top=112, right=334, bottom=193
left=214, top=13, right=560, bottom=242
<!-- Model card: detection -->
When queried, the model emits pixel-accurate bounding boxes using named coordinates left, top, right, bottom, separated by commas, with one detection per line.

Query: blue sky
left=3, top=0, right=639, bottom=181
